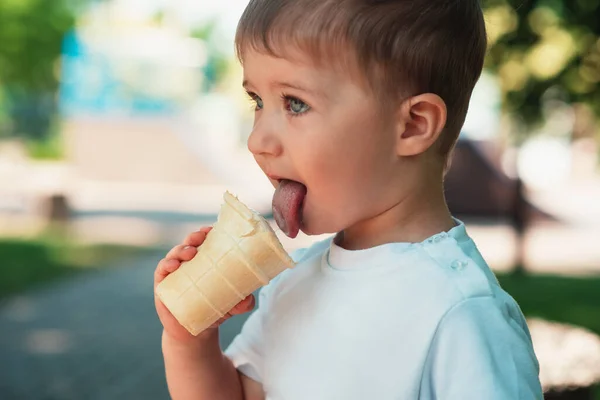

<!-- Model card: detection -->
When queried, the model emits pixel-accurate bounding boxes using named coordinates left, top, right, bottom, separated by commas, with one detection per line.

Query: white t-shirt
left=225, top=221, right=543, bottom=399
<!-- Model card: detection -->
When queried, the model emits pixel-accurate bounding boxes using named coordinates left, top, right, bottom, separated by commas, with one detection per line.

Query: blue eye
left=254, top=95, right=264, bottom=110
left=247, top=92, right=263, bottom=110
left=286, top=97, right=310, bottom=115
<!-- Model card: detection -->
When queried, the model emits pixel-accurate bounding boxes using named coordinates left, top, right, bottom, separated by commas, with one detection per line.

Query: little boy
left=154, top=0, right=543, bottom=399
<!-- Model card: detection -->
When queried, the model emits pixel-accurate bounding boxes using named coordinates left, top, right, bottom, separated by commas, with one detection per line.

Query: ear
left=395, top=93, right=447, bottom=157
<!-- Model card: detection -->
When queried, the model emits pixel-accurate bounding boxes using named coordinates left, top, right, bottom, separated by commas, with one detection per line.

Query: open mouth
left=272, top=179, right=307, bottom=239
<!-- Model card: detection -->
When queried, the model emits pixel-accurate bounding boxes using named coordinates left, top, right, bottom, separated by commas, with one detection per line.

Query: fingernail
left=183, top=245, right=192, bottom=250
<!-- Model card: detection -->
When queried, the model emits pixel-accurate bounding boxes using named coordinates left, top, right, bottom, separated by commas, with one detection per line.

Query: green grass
left=25, top=131, right=64, bottom=160
left=0, top=236, right=153, bottom=298
left=497, top=272, right=600, bottom=336
left=24, top=118, right=65, bottom=160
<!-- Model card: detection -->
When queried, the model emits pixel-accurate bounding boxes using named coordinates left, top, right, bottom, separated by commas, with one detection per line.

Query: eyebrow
left=242, top=79, right=327, bottom=100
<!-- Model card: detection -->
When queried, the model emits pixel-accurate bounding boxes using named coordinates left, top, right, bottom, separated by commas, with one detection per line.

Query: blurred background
left=0, top=0, right=599, bottom=399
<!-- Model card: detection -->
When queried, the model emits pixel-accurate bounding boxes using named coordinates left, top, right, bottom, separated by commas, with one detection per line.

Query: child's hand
left=154, top=226, right=256, bottom=344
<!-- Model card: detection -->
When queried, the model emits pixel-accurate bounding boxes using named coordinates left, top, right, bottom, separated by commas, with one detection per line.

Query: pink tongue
left=272, top=179, right=307, bottom=238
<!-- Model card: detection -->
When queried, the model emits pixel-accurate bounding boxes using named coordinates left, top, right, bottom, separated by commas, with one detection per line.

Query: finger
left=207, top=295, right=255, bottom=328
left=199, top=226, right=213, bottom=234
left=230, top=295, right=256, bottom=315
left=212, top=312, right=236, bottom=326
left=154, top=258, right=180, bottom=284
left=165, top=244, right=186, bottom=259
left=209, top=317, right=227, bottom=329
left=182, top=229, right=211, bottom=247
left=165, top=244, right=197, bottom=261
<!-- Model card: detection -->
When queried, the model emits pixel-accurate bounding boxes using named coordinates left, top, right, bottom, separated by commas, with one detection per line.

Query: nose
left=247, top=117, right=283, bottom=157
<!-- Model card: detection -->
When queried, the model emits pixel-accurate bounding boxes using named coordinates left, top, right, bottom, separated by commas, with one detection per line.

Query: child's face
left=243, top=49, right=404, bottom=236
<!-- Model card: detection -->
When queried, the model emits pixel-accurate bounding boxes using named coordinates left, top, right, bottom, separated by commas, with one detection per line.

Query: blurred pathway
left=0, top=251, right=251, bottom=400
left=1, top=214, right=599, bottom=399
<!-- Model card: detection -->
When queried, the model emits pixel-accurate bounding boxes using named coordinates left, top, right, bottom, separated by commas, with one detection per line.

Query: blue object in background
left=58, top=30, right=178, bottom=117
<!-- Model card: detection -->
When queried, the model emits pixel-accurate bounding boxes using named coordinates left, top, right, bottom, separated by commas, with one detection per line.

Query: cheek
left=293, top=108, right=395, bottom=218
left=304, top=135, right=387, bottom=207
left=316, top=126, right=391, bottom=186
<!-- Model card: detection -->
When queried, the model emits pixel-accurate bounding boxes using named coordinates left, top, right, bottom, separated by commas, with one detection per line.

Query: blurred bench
left=444, top=139, right=556, bottom=271
left=445, top=139, right=553, bottom=222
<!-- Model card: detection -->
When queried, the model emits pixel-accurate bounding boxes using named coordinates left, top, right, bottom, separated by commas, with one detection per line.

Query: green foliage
left=482, top=0, right=600, bottom=128
left=0, top=0, right=74, bottom=91
left=191, top=19, right=232, bottom=92
left=192, top=18, right=219, bottom=42
left=0, top=87, right=10, bottom=135
left=0, top=0, right=76, bottom=142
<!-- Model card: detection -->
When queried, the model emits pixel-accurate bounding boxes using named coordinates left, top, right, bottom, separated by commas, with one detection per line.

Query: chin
left=299, top=205, right=344, bottom=236
left=299, top=220, right=338, bottom=237
left=298, top=221, right=317, bottom=236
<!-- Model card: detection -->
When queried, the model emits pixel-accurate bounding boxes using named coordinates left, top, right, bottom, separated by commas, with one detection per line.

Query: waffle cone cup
left=156, top=192, right=295, bottom=335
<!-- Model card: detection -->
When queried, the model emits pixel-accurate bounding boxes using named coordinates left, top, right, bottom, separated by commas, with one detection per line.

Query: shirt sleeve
left=420, top=297, right=543, bottom=400
left=224, top=248, right=307, bottom=383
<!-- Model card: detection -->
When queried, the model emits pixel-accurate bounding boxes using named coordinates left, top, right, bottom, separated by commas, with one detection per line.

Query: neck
left=336, top=169, right=455, bottom=250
